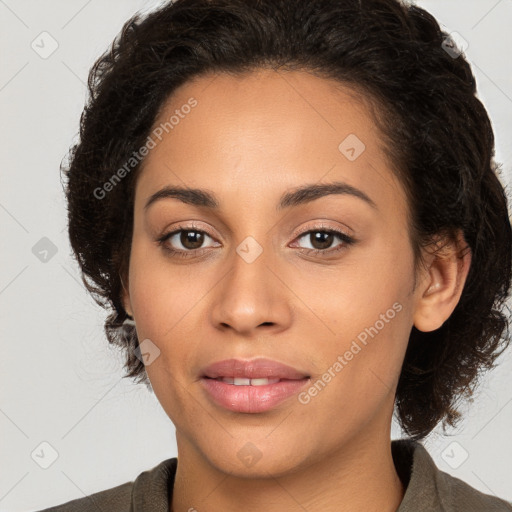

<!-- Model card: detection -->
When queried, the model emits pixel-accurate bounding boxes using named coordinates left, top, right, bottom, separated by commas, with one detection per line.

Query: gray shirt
left=36, top=439, right=512, bottom=511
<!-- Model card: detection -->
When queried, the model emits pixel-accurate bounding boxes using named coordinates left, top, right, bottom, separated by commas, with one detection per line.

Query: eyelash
left=156, top=223, right=356, bottom=259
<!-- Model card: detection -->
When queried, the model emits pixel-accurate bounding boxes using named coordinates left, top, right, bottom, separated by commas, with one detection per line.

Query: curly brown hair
left=63, top=0, right=512, bottom=440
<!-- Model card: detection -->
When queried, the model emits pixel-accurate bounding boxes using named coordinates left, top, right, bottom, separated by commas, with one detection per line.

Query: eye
left=291, top=228, right=355, bottom=255
left=157, top=224, right=220, bottom=258
left=156, top=224, right=356, bottom=259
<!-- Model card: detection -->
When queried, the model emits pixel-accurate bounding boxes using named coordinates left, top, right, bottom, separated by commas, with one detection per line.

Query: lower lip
left=200, top=377, right=310, bottom=413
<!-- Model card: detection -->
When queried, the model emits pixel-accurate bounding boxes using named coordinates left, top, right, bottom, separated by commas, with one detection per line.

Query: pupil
left=312, top=231, right=332, bottom=250
left=181, top=230, right=204, bottom=249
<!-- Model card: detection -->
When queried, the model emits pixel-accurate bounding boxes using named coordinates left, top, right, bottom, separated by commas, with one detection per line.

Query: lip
left=200, top=358, right=310, bottom=413
left=201, top=358, right=309, bottom=380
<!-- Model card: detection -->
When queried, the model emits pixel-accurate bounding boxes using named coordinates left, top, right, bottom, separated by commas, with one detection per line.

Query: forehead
left=134, top=69, right=406, bottom=217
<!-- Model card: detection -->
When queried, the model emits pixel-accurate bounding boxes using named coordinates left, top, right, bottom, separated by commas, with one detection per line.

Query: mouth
left=207, top=377, right=284, bottom=386
left=201, top=357, right=310, bottom=380
left=200, top=358, right=310, bottom=413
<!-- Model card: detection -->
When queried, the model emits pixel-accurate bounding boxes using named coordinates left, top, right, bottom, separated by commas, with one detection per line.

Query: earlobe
left=413, top=232, right=471, bottom=332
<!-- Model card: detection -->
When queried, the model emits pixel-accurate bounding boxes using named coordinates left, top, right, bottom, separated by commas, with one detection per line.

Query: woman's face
left=124, top=69, right=424, bottom=476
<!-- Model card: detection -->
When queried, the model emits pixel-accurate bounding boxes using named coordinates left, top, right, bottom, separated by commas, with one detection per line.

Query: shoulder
left=34, top=457, right=177, bottom=512
left=34, top=481, right=133, bottom=512
left=393, top=439, right=512, bottom=512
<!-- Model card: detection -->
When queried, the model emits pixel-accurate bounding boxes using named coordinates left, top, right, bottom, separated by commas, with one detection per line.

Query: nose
left=209, top=242, right=293, bottom=337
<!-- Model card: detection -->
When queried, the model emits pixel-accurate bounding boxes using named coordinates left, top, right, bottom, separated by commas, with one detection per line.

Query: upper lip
left=201, top=358, right=310, bottom=380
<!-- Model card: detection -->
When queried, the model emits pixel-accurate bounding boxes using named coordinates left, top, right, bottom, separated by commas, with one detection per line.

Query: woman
left=39, top=0, right=512, bottom=510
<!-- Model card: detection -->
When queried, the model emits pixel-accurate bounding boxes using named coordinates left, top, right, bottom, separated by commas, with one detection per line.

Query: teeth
left=216, top=377, right=281, bottom=386
left=250, top=378, right=276, bottom=386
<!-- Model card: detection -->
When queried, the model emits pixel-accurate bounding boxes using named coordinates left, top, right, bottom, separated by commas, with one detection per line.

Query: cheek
left=289, top=230, right=414, bottom=338
left=127, top=250, right=197, bottom=405
left=339, top=239, right=414, bottom=364
left=127, top=243, right=216, bottom=390
left=127, top=240, right=207, bottom=339
left=294, top=234, right=415, bottom=399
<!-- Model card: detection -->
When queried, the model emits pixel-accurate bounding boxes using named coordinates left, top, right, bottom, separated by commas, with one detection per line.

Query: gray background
left=1, top=0, right=511, bottom=510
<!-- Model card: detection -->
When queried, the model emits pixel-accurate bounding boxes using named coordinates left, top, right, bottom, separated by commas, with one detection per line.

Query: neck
left=170, top=423, right=405, bottom=512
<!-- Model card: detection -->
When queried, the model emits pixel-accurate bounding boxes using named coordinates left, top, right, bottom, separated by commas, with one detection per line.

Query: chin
left=196, top=436, right=316, bottom=479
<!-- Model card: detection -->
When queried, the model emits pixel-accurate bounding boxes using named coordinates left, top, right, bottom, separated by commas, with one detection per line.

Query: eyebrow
left=144, top=181, right=377, bottom=212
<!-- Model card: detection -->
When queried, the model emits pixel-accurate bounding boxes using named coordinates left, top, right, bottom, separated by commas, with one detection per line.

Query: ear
left=413, top=231, right=471, bottom=332
left=120, top=272, right=134, bottom=318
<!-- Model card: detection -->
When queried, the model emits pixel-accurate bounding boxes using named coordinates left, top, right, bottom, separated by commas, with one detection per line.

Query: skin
left=122, top=69, right=471, bottom=512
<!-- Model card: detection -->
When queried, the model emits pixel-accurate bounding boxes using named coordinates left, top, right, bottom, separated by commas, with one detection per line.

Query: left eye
left=293, top=229, right=354, bottom=252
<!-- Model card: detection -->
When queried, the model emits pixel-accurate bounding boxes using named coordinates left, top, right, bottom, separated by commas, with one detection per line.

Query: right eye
left=156, top=224, right=221, bottom=258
